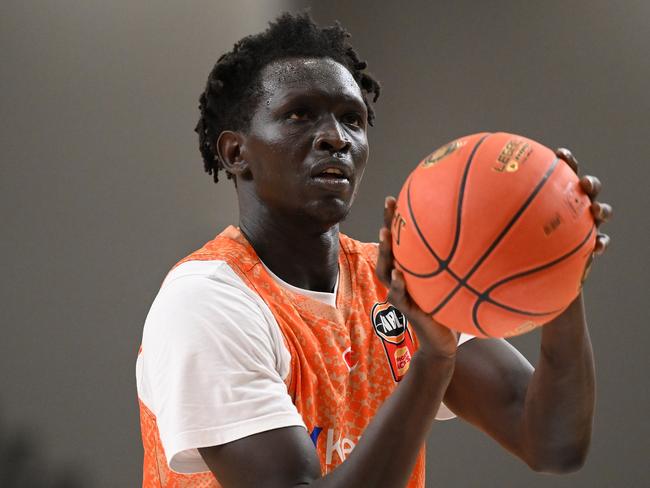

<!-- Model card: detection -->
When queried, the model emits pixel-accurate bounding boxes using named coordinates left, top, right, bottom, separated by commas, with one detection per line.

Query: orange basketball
left=392, top=132, right=596, bottom=338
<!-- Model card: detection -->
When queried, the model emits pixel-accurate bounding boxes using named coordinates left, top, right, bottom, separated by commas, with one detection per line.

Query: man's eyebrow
left=272, top=90, right=366, bottom=110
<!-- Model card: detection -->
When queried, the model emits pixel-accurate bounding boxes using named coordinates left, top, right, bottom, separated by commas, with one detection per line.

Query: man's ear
left=216, top=131, right=251, bottom=179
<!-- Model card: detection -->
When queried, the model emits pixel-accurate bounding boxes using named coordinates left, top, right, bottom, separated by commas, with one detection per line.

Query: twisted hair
left=194, top=11, right=381, bottom=183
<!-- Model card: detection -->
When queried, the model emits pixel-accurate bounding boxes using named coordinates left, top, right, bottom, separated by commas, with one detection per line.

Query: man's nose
left=313, top=115, right=350, bottom=154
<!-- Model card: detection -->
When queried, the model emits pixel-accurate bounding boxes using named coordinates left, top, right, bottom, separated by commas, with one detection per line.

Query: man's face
left=239, top=57, right=369, bottom=228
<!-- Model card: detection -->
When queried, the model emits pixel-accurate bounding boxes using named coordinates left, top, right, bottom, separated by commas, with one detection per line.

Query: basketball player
left=136, top=12, right=612, bottom=488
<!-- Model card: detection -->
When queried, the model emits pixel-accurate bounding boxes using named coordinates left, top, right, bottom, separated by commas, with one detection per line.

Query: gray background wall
left=1, top=1, right=647, bottom=487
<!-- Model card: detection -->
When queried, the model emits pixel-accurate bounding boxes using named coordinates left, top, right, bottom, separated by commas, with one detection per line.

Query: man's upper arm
left=138, top=262, right=305, bottom=474
left=443, top=338, right=534, bottom=455
left=199, top=426, right=322, bottom=488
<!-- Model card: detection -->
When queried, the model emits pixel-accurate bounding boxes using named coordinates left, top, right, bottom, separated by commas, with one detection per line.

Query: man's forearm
left=522, top=293, right=595, bottom=472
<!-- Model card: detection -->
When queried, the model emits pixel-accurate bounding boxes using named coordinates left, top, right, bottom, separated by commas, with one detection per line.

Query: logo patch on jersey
left=370, top=301, right=415, bottom=382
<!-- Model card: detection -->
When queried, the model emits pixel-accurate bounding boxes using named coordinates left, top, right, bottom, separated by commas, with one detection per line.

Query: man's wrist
left=412, top=348, right=456, bottom=378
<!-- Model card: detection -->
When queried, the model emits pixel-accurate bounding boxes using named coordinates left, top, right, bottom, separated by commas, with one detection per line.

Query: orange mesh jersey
left=138, top=226, right=424, bottom=487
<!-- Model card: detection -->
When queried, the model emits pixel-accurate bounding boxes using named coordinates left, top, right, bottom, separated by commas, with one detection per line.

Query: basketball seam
left=461, top=157, right=560, bottom=283
left=426, top=156, right=561, bottom=336
left=402, top=134, right=491, bottom=278
left=471, top=224, right=596, bottom=334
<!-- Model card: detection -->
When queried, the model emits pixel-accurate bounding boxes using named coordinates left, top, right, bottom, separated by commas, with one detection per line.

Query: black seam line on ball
left=471, top=300, right=562, bottom=338
left=394, top=256, right=464, bottom=283
left=402, top=134, right=492, bottom=279
left=481, top=225, right=595, bottom=302
left=427, top=225, right=593, bottom=336
left=460, top=157, right=560, bottom=283
left=428, top=157, right=560, bottom=317
left=445, top=133, right=492, bottom=266
left=470, top=225, right=595, bottom=335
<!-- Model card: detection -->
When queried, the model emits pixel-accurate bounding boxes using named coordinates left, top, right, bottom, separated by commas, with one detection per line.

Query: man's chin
left=301, top=199, right=353, bottom=228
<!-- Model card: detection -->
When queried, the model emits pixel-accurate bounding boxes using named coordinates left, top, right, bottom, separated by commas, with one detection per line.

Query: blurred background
left=1, top=0, right=647, bottom=486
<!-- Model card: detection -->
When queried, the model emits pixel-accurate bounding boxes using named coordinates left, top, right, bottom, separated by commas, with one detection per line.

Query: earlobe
left=216, top=131, right=250, bottom=178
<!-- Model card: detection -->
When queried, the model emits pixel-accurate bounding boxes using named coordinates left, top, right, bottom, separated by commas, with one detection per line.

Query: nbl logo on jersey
left=371, top=301, right=415, bottom=382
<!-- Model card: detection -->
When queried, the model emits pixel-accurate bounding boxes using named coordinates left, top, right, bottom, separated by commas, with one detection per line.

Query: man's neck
left=239, top=210, right=340, bottom=293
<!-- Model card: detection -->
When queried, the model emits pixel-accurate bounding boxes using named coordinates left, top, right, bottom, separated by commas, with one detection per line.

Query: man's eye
left=342, top=113, right=363, bottom=127
left=288, top=110, right=309, bottom=121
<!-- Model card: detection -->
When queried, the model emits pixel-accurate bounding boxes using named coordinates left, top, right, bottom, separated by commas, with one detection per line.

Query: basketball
left=391, top=132, right=596, bottom=338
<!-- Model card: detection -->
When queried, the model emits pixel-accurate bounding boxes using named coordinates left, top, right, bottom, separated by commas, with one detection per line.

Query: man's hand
left=556, top=148, right=613, bottom=256
left=376, top=196, right=458, bottom=361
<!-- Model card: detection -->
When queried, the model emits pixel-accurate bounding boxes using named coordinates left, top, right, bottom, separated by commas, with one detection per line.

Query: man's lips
left=310, top=167, right=352, bottom=193
left=317, top=167, right=347, bottom=178
left=310, top=158, right=354, bottom=181
left=310, top=174, right=351, bottom=191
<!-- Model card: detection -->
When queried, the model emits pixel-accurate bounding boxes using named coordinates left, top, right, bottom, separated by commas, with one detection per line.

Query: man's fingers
left=387, top=269, right=419, bottom=320
left=376, top=196, right=398, bottom=286
left=580, top=175, right=602, bottom=198
left=591, top=202, right=613, bottom=224
left=387, top=269, right=407, bottom=309
left=388, top=270, right=459, bottom=355
left=384, top=196, right=396, bottom=229
left=556, top=147, right=579, bottom=173
left=594, top=233, right=610, bottom=255
left=376, top=227, right=393, bottom=284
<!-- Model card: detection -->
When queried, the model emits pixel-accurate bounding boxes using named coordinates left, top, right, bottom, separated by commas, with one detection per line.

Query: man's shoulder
left=159, top=259, right=268, bottom=310
left=164, top=259, right=234, bottom=285
left=172, top=225, right=256, bottom=273
left=144, top=259, right=276, bottom=347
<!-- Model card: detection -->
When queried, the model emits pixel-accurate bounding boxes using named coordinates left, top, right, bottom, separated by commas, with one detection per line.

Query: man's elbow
left=525, top=444, right=590, bottom=474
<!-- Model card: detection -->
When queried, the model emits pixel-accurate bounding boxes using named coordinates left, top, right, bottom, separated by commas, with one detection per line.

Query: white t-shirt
left=136, top=259, right=474, bottom=473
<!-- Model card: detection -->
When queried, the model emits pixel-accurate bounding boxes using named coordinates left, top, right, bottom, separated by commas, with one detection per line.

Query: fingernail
left=379, top=229, right=384, bottom=242
left=588, top=176, right=598, bottom=190
left=384, top=197, right=390, bottom=208
left=391, top=269, right=398, bottom=281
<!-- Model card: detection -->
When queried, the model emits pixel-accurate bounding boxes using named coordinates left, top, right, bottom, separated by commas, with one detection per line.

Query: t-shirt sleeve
left=434, top=332, right=475, bottom=420
left=139, top=263, right=305, bottom=473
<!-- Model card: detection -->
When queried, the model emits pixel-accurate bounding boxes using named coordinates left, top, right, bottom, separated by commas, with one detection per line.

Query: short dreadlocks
left=194, top=11, right=381, bottom=183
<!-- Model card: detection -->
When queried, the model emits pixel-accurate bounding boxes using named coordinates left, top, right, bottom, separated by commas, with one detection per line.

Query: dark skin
left=199, top=57, right=613, bottom=487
